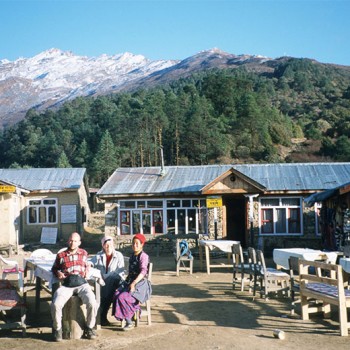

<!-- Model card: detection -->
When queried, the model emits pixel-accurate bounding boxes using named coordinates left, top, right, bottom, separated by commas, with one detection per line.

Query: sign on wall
left=61, top=204, right=77, bottom=224
left=40, top=227, right=58, bottom=244
left=0, top=185, right=16, bottom=193
left=206, top=196, right=223, bottom=208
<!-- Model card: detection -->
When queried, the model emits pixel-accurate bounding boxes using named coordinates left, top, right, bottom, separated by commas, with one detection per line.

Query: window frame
left=27, top=198, right=58, bottom=225
left=259, top=196, right=303, bottom=236
left=117, top=198, right=207, bottom=235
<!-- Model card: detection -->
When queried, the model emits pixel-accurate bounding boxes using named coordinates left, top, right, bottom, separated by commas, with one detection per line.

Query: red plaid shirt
left=52, top=248, right=89, bottom=278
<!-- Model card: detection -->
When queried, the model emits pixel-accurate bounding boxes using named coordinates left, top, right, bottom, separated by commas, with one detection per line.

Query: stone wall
left=104, top=202, right=118, bottom=236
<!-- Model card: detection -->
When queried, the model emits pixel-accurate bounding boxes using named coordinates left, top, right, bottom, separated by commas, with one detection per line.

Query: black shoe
left=85, top=327, right=97, bottom=339
left=101, top=318, right=111, bottom=326
left=54, top=329, right=62, bottom=342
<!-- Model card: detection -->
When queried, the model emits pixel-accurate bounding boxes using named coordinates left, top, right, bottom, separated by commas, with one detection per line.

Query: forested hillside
left=1, top=57, right=350, bottom=186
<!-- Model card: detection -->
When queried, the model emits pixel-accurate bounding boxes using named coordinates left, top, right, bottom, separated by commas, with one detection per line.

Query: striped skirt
left=112, top=288, right=141, bottom=321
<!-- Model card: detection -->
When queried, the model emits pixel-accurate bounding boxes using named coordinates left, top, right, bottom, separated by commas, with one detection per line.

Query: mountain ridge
left=0, top=47, right=348, bottom=128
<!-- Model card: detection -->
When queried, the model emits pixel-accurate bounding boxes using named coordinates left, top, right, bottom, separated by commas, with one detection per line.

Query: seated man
left=90, top=235, right=125, bottom=326
left=51, top=232, right=98, bottom=341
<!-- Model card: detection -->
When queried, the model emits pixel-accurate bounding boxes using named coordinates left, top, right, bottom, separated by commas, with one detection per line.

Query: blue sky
left=1, top=0, right=349, bottom=65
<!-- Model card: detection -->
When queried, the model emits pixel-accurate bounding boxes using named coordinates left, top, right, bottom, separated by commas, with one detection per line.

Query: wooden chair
left=175, top=239, right=193, bottom=276
left=247, top=247, right=257, bottom=294
left=288, top=256, right=300, bottom=315
left=231, top=243, right=251, bottom=292
left=299, top=259, right=350, bottom=336
left=0, top=255, right=24, bottom=293
left=135, top=262, right=153, bottom=326
left=255, top=250, right=290, bottom=299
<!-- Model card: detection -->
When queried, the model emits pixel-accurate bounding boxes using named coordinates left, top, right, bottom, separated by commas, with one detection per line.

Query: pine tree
left=91, top=130, right=119, bottom=185
left=57, top=151, right=71, bottom=168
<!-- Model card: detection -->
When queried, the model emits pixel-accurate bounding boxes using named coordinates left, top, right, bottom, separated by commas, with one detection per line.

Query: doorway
left=225, top=197, right=246, bottom=246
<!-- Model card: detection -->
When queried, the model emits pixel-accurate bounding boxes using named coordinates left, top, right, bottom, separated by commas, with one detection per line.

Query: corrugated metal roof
left=98, top=165, right=232, bottom=196
left=305, top=180, right=350, bottom=205
left=97, top=163, right=350, bottom=196
left=233, top=163, right=345, bottom=191
left=0, top=168, right=86, bottom=191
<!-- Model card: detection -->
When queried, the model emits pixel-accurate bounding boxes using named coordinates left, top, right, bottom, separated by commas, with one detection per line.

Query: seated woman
left=112, top=233, right=152, bottom=331
left=90, top=235, right=125, bottom=326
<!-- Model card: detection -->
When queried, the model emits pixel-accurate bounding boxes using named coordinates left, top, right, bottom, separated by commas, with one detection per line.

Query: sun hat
left=101, top=235, right=114, bottom=246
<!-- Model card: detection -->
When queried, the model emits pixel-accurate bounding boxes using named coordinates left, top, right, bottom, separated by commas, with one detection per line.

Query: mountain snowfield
left=0, top=48, right=270, bottom=127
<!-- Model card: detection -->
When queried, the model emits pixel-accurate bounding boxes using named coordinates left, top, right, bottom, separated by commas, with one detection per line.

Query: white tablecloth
left=25, top=257, right=104, bottom=288
left=339, top=258, right=350, bottom=273
left=199, top=240, right=240, bottom=253
left=273, top=248, right=338, bottom=270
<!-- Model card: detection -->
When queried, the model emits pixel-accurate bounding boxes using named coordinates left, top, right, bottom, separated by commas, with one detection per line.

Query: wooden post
left=62, top=296, right=87, bottom=339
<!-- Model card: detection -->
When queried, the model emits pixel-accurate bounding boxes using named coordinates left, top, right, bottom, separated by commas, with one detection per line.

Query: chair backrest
left=288, top=256, right=300, bottom=285
left=256, top=250, right=267, bottom=272
left=176, top=239, right=192, bottom=260
left=148, top=262, right=153, bottom=282
left=231, top=243, right=244, bottom=266
left=30, top=248, right=55, bottom=259
left=123, top=256, right=130, bottom=270
left=288, top=256, right=299, bottom=274
left=247, top=247, right=257, bottom=265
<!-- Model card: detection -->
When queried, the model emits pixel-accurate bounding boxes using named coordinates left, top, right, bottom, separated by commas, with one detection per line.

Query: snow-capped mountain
left=0, top=48, right=271, bottom=128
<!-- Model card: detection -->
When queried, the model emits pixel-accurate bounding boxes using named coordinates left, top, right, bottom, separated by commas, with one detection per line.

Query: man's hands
left=57, top=271, right=66, bottom=280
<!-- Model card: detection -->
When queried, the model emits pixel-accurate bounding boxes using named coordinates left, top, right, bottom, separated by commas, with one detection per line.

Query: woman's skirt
left=112, top=288, right=141, bottom=321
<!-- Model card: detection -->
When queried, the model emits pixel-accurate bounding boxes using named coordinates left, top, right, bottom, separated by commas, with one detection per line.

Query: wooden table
left=199, top=240, right=240, bottom=274
left=273, top=248, right=338, bottom=270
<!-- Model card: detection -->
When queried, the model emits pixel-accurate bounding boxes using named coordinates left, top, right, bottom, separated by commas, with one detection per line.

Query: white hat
left=101, top=235, right=114, bottom=246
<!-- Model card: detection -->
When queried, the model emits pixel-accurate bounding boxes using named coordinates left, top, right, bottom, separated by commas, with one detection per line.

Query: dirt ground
left=1, top=244, right=350, bottom=350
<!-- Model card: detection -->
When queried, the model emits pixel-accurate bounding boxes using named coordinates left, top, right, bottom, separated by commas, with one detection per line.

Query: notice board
left=40, top=227, right=58, bottom=244
left=61, top=204, right=77, bottom=224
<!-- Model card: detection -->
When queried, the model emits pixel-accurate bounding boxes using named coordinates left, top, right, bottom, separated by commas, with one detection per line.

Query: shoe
left=122, top=323, right=134, bottom=331
left=54, top=329, right=62, bottom=342
left=101, top=318, right=111, bottom=326
left=85, top=327, right=97, bottom=339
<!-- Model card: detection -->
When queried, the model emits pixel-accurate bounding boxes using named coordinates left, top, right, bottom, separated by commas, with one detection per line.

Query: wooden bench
left=299, top=259, right=350, bottom=336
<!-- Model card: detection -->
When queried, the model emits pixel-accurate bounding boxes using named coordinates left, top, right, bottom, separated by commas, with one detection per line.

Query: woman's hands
left=129, top=281, right=136, bottom=292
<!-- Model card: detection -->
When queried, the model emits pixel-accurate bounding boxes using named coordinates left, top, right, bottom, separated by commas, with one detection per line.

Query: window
left=27, top=198, right=57, bottom=224
left=120, top=211, right=130, bottom=234
left=167, top=200, right=181, bottom=208
left=142, top=210, right=151, bottom=234
left=153, top=210, right=163, bottom=233
left=147, top=200, right=163, bottom=208
left=165, top=203, right=207, bottom=235
left=260, top=197, right=302, bottom=235
left=120, top=201, right=135, bottom=208
left=118, top=198, right=207, bottom=235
